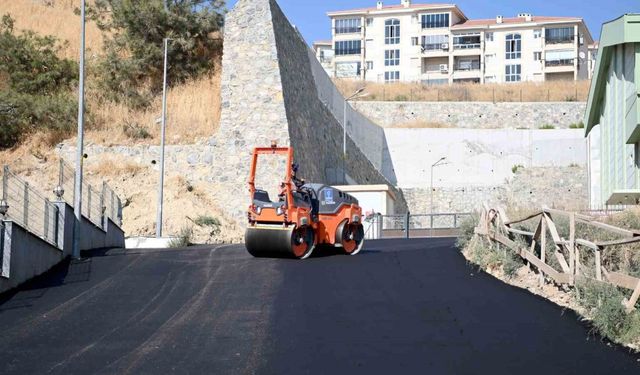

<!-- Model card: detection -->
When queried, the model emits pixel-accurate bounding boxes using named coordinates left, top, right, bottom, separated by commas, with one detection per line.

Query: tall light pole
left=72, top=0, right=86, bottom=259
left=343, top=87, right=366, bottom=184
left=430, top=157, right=447, bottom=238
left=156, top=38, right=170, bottom=238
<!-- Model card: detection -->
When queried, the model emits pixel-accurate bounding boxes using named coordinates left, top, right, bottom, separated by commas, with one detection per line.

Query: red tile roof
left=452, top=16, right=582, bottom=29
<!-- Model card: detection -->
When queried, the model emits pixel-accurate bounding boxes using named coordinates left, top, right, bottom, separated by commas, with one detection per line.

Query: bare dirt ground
left=0, top=140, right=243, bottom=244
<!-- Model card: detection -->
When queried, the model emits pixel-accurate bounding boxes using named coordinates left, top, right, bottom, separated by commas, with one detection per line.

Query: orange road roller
left=245, top=144, right=365, bottom=259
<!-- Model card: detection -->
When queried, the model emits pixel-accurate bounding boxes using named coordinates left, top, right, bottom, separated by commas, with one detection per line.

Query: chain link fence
left=1, top=166, right=60, bottom=246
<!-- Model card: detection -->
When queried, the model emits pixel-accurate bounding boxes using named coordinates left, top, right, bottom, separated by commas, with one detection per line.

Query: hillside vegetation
left=0, top=0, right=223, bottom=151
left=336, top=79, right=591, bottom=103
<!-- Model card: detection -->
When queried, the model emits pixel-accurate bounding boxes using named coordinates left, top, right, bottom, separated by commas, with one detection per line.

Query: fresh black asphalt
left=0, top=238, right=638, bottom=374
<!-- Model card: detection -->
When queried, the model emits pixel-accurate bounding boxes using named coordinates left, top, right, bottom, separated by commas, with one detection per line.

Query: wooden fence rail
left=475, top=205, right=640, bottom=312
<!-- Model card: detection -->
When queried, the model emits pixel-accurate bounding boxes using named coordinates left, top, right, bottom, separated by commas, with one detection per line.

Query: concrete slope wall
left=212, top=0, right=407, bottom=220
left=0, top=202, right=124, bottom=294
left=353, top=101, right=586, bottom=129
left=384, top=128, right=587, bottom=188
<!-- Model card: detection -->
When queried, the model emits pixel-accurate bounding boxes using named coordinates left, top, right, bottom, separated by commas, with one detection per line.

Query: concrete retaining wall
left=384, top=128, right=587, bottom=189
left=0, top=202, right=125, bottom=294
left=353, top=101, right=586, bottom=129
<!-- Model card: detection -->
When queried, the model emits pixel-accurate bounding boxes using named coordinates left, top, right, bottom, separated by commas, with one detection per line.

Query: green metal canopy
left=584, top=14, right=640, bottom=141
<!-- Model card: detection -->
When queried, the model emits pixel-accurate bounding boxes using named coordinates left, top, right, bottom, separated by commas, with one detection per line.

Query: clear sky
left=225, top=0, right=639, bottom=44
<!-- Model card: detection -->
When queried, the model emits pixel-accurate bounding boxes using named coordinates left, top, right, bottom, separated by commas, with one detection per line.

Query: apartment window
left=485, top=32, right=494, bottom=42
left=533, top=29, right=542, bottom=39
left=385, top=50, right=400, bottom=66
left=384, top=71, right=400, bottom=83
left=385, top=19, right=401, bottom=44
left=421, top=35, right=448, bottom=51
left=421, top=13, right=450, bottom=29
left=546, top=27, right=574, bottom=44
left=334, top=40, right=361, bottom=55
left=546, top=50, right=575, bottom=67
left=366, top=61, right=374, bottom=70
left=335, top=18, right=361, bottom=34
left=412, top=37, right=419, bottom=46
left=534, top=51, right=542, bottom=61
left=366, top=18, right=373, bottom=26
left=505, top=64, right=521, bottom=82
left=505, top=34, right=521, bottom=59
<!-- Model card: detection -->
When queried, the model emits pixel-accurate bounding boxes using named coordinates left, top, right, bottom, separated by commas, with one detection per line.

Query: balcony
left=546, top=35, right=575, bottom=45
left=421, top=43, right=449, bottom=55
left=335, top=27, right=362, bottom=35
left=545, top=58, right=574, bottom=67
left=453, top=34, right=481, bottom=50
left=454, top=58, right=480, bottom=72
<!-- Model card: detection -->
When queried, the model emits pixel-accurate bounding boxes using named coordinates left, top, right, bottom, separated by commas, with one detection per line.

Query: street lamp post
left=343, top=87, right=366, bottom=184
left=156, top=38, right=170, bottom=238
left=430, top=157, right=447, bottom=238
left=72, top=0, right=86, bottom=259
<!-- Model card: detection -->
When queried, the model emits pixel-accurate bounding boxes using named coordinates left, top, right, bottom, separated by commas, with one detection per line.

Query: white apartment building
left=324, top=0, right=596, bottom=84
left=313, top=40, right=334, bottom=76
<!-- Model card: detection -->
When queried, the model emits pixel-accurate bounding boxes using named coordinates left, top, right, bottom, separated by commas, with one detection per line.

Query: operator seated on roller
left=278, top=163, right=306, bottom=202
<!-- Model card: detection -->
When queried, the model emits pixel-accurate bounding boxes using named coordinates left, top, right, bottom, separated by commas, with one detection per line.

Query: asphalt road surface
left=0, top=238, right=638, bottom=374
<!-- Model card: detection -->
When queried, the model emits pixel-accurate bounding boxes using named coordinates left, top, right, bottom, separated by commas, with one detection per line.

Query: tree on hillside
left=0, top=15, right=78, bottom=149
left=87, top=0, right=225, bottom=108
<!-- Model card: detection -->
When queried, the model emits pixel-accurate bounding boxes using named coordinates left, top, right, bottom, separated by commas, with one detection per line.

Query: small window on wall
left=366, top=61, right=374, bottom=70
left=385, top=71, right=400, bottom=83
left=385, top=50, right=400, bottom=66
left=412, top=37, right=419, bottom=46
left=505, top=64, right=521, bottom=82
left=366, top=18, right=373, bottom=26
left=485, top=32, right=494, bottom=42
left=533, top=29, right=542, bottom=39
left=534, top=52, right=542, bottom=61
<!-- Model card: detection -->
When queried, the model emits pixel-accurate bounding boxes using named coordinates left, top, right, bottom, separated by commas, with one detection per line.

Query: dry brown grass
left=391, top=120, right=452, bottom=129
left=87, top=157, right=144, bottom=177
left=0, top=0, right=103, bottom=60
left=87, top=72, right=222, bottom=145
left=335, top=79, right=591, bottom=103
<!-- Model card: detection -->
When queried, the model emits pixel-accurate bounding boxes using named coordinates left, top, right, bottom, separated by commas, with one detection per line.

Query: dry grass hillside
left=0, top=0, right=103, bottom=60
left=0, top=0, right=227, bottom=241
left=336, top=79, right=591, bottom=103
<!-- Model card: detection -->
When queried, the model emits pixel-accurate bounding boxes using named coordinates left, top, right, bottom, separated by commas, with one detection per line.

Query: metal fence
left=364, top=212, right=472, bottom=239
left=58, top=159, right=122, bottom=227
left=1, top=166, right=60, bottom=246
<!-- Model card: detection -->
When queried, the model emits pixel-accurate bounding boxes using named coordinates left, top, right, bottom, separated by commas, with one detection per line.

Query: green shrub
left=539, top=124, right=556, bottom=130
left=564, top=95, right=577, bottom=102
left=576, top=280, right=640, bottom=343
left=512, top=164, right=525, bottom=174
left=87, top=0, right=225, bottom=108
left=194, top=215, right=221, bottom=227
left=123, top=121, right=152, bottom=140
left=395, top=94, right=409, bottom=102
left=456, top=213, right=479, bottom=250
left=169, top=226, right=193, bottom=248
left=569, top=122, right=585, bottom=129
left=0, top=15, right=78, bottom=149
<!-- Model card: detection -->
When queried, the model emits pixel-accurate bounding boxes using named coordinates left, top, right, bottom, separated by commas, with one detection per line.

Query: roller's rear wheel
left=336, top=221, right=365, bottom=256
left=245, top=225, right=316, bottom=259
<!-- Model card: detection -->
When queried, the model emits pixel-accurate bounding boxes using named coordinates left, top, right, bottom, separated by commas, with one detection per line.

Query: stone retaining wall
left=353, top=101, right=587, bottom=129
